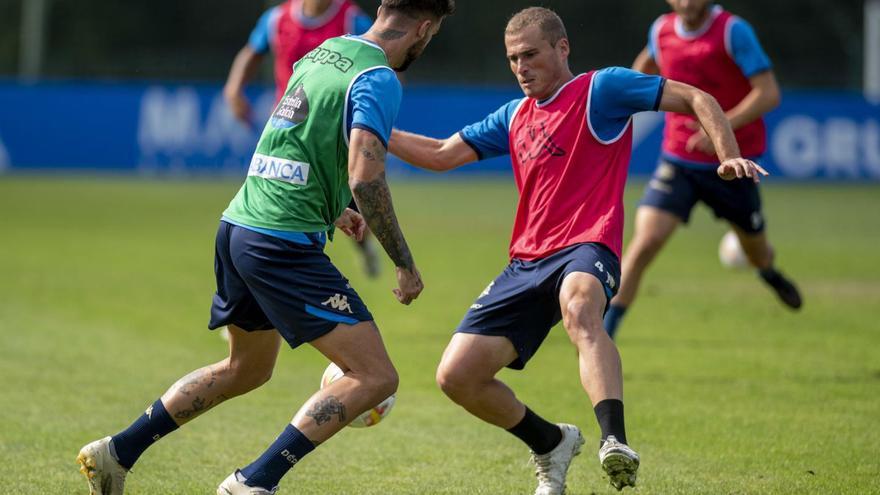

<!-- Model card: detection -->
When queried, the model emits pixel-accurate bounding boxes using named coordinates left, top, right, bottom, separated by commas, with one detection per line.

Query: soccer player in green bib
left=76, top=2, right=455, bottom=494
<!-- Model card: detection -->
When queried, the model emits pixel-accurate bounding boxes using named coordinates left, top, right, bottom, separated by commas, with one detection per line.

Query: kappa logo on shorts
left=479, top=281, right=495, bottom=298
left=145, top=405, right=153, bottom=418
left=322, top=294, right=353, bottom=313
left=751, top=211, right=764, bottom=230
left=657, top=162, right=676, bottom=181
left=606, top=272, right=616, bottom=290
left=594, top=261, right=605, bottom=273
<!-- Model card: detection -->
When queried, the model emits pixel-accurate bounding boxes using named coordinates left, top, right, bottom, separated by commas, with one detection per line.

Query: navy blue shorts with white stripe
left=456, top=242, right=620, bottom=370
left=208, top=221, right=373, bottom=348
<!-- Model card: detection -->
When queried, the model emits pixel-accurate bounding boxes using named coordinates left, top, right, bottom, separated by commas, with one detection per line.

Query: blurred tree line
left=0, top=0, right=866, bottom=88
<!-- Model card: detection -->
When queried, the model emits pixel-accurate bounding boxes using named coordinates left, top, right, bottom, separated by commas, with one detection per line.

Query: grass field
left=1, top=177, right=878, bottom=494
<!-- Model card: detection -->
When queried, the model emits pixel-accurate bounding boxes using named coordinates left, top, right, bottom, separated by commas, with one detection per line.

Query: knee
left=362, top=362, right=399, bottom=401
left=435, top=364, right=477, bottom=402
left=562, top=299, right=605, bottom=345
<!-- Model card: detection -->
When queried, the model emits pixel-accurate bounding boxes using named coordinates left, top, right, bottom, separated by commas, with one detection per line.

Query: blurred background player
left=224, top=0, right=381, bottom=279
left=76, top=1, right=454, bottom=493
left=390, top=7, right=766, bottom=493
left=603, top=0, right=803, bottom=339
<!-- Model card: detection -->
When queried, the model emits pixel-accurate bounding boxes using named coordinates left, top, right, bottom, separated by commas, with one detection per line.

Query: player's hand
left=717, top=158, right=769, bottom=183
left=685, top=121, right=715, bottom=154
left=225, top=91, right=253, bottom=126
left=334, top=208, right=366, bottom=242
left=393, top=266, right=423, bottom=305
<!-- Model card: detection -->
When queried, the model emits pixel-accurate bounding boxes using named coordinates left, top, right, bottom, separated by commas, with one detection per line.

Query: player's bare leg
left=436, top=334, right=582, bottom=495
left=605, top=206, right=681, bottom=338
left=292, top=321, right=398, bottom=443
left=559, top=272, right=639, bottom=490
left=163, top=324, right=282, bottom=423
left=220, top=320, right=398, bottom=493
left=77, top=325, right=282, bottom=495
left=436, top=333, right=524, bottom=427
left=731, top=225, right=802, bottom=309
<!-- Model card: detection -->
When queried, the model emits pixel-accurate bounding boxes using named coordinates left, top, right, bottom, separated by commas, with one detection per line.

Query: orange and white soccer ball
left=718, top=230, right=749, bottom=269
left=320, top=362, right=395, bottom=428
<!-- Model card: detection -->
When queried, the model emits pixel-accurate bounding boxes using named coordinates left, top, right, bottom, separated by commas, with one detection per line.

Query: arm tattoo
left=377, top=28, right=406, bottom=40
left=352, top=136, right=415, bottom=270
left=306, top=396, right=347, bottom=426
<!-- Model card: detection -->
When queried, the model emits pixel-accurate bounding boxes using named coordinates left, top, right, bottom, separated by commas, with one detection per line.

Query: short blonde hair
left=505, top=7, right=568, bottom=45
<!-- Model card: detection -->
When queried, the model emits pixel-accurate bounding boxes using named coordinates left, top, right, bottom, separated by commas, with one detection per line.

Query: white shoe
left=76, top=437, right=128, bottom=495
left=217, top=470, right=278, bottom=495
left=598, top=435, right=640, bottom=491
left=530, top=423, right=585, bottom=495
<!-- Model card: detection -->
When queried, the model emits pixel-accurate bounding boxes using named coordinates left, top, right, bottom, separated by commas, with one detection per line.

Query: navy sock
left=603, top=304, right=628, bottom=339
left=240, top=424, right=315, bottom=489
left=594, top=399, right=627, bottom=446
left=506, top=406, right=563, bottom=455
left=110, top=399, right=179, bottom=469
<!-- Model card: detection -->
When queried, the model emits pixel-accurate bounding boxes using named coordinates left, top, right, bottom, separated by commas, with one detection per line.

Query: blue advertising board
left=0, top=80, right=877, bottom=179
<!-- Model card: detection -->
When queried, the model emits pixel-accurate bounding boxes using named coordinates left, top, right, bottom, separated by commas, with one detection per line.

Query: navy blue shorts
left=640, top=160, right=765, bottom=233
left=456, top=243, right=620, bottom=370
left=208, top=222, right=373, bottom=348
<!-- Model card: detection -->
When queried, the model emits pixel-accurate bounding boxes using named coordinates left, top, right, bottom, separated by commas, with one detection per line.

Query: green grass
left=1, top=177, right=878, bottom=494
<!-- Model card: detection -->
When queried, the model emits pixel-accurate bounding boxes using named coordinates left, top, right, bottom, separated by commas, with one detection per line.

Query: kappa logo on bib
left=248, top=153, right=310, bottom=185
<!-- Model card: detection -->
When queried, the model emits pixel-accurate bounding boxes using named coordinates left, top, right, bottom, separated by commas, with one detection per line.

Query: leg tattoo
left=306, top=396, right=347, bottom=426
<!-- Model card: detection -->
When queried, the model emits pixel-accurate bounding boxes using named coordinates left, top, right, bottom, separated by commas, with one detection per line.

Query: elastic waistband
left=221, top=217, right=326, bottom=247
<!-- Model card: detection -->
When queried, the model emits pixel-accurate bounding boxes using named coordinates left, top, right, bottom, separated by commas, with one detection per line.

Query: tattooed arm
left=348, top=128, right=423, bottom=304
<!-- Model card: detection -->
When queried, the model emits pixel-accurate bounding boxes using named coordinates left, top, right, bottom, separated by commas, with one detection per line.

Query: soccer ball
left=320, top=362, right=395, bottom=428
left=718, top=231, right=749, bottom=269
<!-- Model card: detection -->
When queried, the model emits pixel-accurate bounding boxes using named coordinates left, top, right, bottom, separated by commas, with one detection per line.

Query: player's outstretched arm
left=223, top=45, right=264, bottom=125
left=348, top=128, right=423, bottom=305
left=389, top=130, right=478, bottom=172
left=659, top=80, right=768, bottom=182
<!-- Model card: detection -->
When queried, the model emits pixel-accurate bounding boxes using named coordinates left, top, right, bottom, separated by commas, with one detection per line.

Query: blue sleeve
left=728, top=18, right=772, bottom=77
left=647, top=17, right=662, bottom=61
left=458, top=99, right=522, bottom=160
left=248, top=7, right=278, bottom=55
left=347, top=68, right=402, bottom=148
left=352, top=13, right=372, bottom=35
left=589, top=67, right=666, bottom=142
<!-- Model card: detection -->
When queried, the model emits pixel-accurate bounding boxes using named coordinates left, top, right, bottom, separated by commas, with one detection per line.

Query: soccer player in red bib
left=389, top=7, right=766, bottom=493
left=225, top=0, right=372, bottom=115
left=224, top=0, right=382, bottom=278
left=604, top=0, right=802, bottom=339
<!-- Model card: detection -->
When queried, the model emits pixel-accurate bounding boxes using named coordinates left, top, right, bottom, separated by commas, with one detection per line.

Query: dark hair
left=381, top=0, right=456, bottom=19
left=505, top=7, right=568, bottom=45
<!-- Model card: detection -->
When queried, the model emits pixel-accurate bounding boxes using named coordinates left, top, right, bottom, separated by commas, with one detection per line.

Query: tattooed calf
left=306, top=395, right=347, bottom=426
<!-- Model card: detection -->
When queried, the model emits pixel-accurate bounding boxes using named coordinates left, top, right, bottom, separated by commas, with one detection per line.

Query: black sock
left=111, top=399, right=179, bottom=469
left=759, top=267, right=778, bottom=280
left=506, top=406, right=563, bottom=455
left=594, top=399, right=627, bottom=445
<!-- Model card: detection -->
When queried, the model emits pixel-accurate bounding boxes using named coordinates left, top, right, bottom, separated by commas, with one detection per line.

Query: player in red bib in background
left=604, top=0, right=802, bottom=339
left=390, top=7, right=765, bottom=493
left=224, top=0, right=381, bottom=278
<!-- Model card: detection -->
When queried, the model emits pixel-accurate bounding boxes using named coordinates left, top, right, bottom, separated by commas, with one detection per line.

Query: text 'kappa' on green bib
left=223, top=36, right=391, bottom=236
